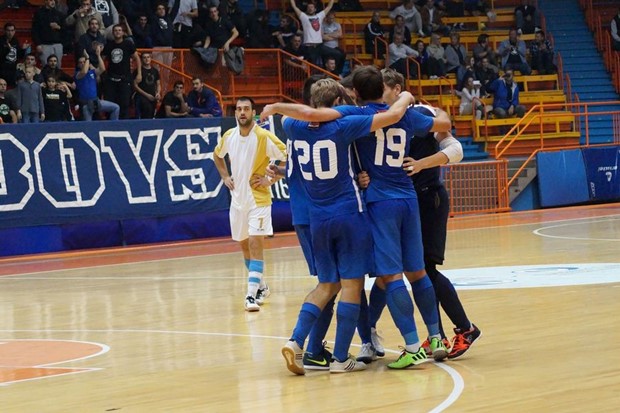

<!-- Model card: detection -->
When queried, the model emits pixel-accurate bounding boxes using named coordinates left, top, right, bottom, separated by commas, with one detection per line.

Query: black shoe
left=303, top=343, right=332, bottom=370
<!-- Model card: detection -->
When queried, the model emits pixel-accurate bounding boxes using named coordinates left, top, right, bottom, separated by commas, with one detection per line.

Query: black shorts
left=417, top=185, right=449, bottom=265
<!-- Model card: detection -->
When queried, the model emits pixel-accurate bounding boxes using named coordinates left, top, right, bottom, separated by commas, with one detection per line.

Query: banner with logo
left=582, top=146, right=620, bottom=201
left=0, top=118, right=250, bottom=229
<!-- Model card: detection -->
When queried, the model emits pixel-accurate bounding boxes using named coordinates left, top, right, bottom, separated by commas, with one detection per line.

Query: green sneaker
left=387, top=347, right=428, bottom=369
left=429, top=337, right=448, bottom=361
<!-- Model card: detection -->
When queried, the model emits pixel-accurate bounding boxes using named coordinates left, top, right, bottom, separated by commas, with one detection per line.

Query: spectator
left=463, top=0, right=490, bottom=17
left=187, top=76, right=223, bottom=117
left=515, top=0, right=539, bottom=35
left=151, top=3, right=174, bottom=49
left=0, top=23, right=29, bottom=87
left=364, top=11, right=386, bottom=56
left=218, top=0, right=246, bottom=38
left=42, top=75, right=73, bottom=122
left=117, top=0, right=151, bottom=26
left=458, top=76, right=490, bottom=119
left=132, top=14, right=153, bottom=48
left=388, top=33, right=419, bottom=78
left=474, top=56, right=498, bottom=96
left=74, top=48, right=120, bottom=121
left=472, top=33, right=498, bottom=68
left=0, top=78, right=18, bottom=123
left=169, top=0, right=199, bottom=49
left=487, top=70, right=526, bottom=118
left=426, top=32, right=446, bottom=78
left=321, top=11, right=346, bottom=74
left=291, top=0, right=342, bottom=69
left=389, top=0, right=423, bottom=38
left=389, top=14, right=411, bottom=46
left=32, top=0, right=66, bottom=68
left=444, top=32, right=467, bottom=80
left=413, top=39, right=428, bottom=76
left=156, top=80, right=190, bottom=118
left=245, top=9, right=272, bottom=49
left=16, top=67, right=45, bottom=123
left=65, top=0, right=105, bottom=42
left=76, top=17, right=106, bottom=67
left=283, top=34, right=309, bottom=70
left=133, top=52, right=161, bottom=119
left=529, top=30, right=555, bottom=74
left=323, top=56, right=339, bottom=77
left=271, top=14, right=300, bottom=49
left=94, top=0, right=119, bottom=30
left=16, top=54, right=44, bottom=84
left=102, top=24, right=141, bottom=119
left=41, top=54, right=76, bottom=90
left=613, top=7, right=620, bottom=51
left=421, top=0, right=449, bottom=37
left=498, top=28, right=531, bottom=75
left=202, top=5, right=239, bottom=51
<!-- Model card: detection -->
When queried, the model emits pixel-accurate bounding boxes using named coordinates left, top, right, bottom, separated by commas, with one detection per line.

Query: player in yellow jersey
left=214, top=97, right=287, bottom=311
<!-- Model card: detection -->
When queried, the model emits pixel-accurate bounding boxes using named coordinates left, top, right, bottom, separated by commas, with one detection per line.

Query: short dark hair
left=237, top=96, right=256, bottom=110
left=174, top=80, right=184, bottom=87
left=4, top=22, right=15, bottom=31
left=352, top=65, right=383, bottom=101
left=47, top=54, right=58, bottom=62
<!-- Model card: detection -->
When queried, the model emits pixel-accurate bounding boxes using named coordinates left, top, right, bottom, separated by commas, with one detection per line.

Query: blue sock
left=368, top=282, right=386, bottom=328
left=333, top=301, right=360, bottom=362
left=385, top=279, right=419, bottom=345
left=291, top=302, right=322, bottom=349
left=411, top=275, right=440, bottom=337
left=307, top=295, right=336, bottom=357
left=356, top=290, right=371, bottom=344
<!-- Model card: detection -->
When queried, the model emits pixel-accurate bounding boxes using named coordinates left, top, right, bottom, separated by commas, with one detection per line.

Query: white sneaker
left=244, top=296, right=260, bottom=312
left=256, top=284, right=271, bottom=305
left=370, top=327, right=385, bottom=357
left=282, top=340, right=305, bottom=375
left=356, top=342, right=378, bottom=364
left=330, top=355, right=368, bottom=373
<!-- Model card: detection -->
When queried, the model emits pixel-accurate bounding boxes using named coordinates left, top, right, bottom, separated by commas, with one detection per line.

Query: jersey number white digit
left=374, top=128, right=406, bottom=167
left=294, top=140, right=337, bottom=180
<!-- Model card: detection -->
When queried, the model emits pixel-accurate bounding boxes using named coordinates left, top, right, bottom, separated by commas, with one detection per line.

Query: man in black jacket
left=32, top=0, right=66, bottom=68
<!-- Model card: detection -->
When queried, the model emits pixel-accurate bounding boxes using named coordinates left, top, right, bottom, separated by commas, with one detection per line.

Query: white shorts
left=229, top=206, right=273, bottom=241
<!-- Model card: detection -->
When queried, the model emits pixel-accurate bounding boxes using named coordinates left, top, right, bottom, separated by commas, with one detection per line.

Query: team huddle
left=214, top=65, right=481, bottom=374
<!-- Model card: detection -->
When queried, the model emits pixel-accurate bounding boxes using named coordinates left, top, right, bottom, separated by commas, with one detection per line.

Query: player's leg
left=248, top=206, right=273, bottom=305
left=230, top=207, right=259, bottom=311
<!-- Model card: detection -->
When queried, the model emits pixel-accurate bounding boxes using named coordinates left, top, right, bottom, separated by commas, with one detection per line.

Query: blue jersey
left=282, top=115, right=373, bottom=220
left=285, top=137, right=311, bottom=226
left=335, top=103, right=434, bottom=203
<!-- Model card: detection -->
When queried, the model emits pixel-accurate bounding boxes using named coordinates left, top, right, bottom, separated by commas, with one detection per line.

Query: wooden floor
left=1, top=203, right=620, bottom=412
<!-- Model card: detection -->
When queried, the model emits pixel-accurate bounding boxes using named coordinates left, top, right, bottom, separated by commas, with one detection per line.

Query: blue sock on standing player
left=385, top=279, right=420, bottom=350
left=307, top=295, right=336, bottom=357
left=368, top=282, right=387, bottom=328
left=356, top=290, right=372, bottom=344
left=411, top=275, right=440, bottom=337
left=247, top=259, right=263, bottom=297
left=291, top=302, right=322, bottom=349
left=333, top=301, right=360, bottom=362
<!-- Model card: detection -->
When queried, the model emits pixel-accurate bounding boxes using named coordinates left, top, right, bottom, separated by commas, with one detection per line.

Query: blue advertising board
left=582, top=146, right=620, bottom=201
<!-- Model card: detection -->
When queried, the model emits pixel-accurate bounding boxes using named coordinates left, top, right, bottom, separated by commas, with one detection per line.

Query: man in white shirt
left=389, top=33, right=419, bottom=78
left=214, top=97, right=287, bottom=312
left=389, top=0, right=424, bottom=38
left=321, top=11, right=345, bottom=74
left=291, top=0, right=343, bottom=72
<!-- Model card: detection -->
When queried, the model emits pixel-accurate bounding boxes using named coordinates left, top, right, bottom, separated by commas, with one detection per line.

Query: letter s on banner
left=34, top=133, right=105, bottom=208
left=0, top=133, right=35, bottom=211
left=164, top=127, right=224, bottom=201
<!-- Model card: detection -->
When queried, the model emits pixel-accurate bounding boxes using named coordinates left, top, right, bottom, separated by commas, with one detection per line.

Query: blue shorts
left=367, top=198, right=425, bottom=276
left=310, top=212, right=373, bottom=283
left=294, top=224, right=317, bottom=276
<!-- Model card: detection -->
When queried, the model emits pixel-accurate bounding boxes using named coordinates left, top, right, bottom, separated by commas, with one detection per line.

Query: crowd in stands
left=0, top=0, right=615, bottom=124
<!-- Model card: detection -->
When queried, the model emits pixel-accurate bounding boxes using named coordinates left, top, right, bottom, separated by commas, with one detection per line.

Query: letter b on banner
left=34, top=133, right=105, bottom=208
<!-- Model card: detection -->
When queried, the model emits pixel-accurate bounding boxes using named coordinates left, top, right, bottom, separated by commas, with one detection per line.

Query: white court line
left=533, top=217, right=620, bottom=242
left=0, top=329, right=464, bottom=412
left=0, top=276, right=310, bottom=281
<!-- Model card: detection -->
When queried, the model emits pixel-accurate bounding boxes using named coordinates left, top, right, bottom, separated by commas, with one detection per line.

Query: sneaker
left=448, top=324, right=481, bottom=359
left=356, top=342, right=377, bottom=364
left=429, top=337, right=448, bottom=361
left=282, top=340, right=305, bottom=375
left=421, top=337, right=451, bottom=357
left=255, top=284, right=271, bottom=305
left=387, top=347, right=428, bottom=369
left=303, top=343, right=332, bottom=371
left=244, top=296, right=260, bottom=312
left=330, top=355, right=368, bottom=373
left=370, top=327, right=385, bottom=357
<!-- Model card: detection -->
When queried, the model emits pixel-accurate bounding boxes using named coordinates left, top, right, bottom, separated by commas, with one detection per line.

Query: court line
left=533, top=217, right=620, bottom=242
left=452, top=212, right=620, bottom=232
left=0, top=329, right=464, bottom=412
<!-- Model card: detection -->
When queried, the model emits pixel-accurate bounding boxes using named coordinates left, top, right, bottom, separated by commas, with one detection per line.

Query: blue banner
left=582, top=146, right=620, bottom=201
left=0, top=118, right=243, bottom=228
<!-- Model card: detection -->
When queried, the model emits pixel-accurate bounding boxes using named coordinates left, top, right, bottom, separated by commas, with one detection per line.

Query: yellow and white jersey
left=214, top=124, right=287, bottom=210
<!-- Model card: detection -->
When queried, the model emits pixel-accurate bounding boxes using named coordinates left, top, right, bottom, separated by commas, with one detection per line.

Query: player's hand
left=259, top=104, right=275, bottom=122
left=250, top=174, right=271, bottom=189
left=266, top=164, right=284, bottom=179
left=357, top=171, right=370, bottom=189
left=402, top=156, right=422, bottom=176
left=399, top=91, right=415, bottom=105
left=223, top=176, right=235, bottom=190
